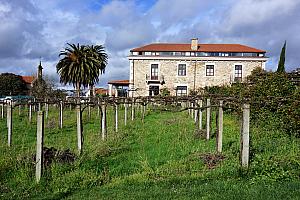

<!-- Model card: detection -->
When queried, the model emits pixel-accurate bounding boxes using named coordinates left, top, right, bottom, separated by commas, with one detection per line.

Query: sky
left=0, top=0, right=299, bottom=89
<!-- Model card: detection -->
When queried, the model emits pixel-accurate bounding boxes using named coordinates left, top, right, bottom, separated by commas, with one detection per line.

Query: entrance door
left=149, top=85, right=159, bottom=96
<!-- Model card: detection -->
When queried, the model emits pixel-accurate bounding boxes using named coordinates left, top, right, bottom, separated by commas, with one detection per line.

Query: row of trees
left=0, top=72, right=68, bottom=99
left=0, top=43, right=108, bottom=99
left=0, top=73, right=28, bottom=96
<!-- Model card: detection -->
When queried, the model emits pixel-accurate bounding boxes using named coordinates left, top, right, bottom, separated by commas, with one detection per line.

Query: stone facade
left=128, top=57, right=267, bottom=97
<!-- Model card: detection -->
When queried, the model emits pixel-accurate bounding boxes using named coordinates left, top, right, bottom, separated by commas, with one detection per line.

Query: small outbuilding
left=108, top=80, right=130, bottom=97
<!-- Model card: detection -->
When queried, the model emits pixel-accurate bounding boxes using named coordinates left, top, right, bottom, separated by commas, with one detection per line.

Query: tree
left=56, top=43, right=108, bottom=99
left=0, top=73, right=28, bottom=96
left=277, top=40, right=286, bottom=73
left=31, top=78, right=48, bottom=99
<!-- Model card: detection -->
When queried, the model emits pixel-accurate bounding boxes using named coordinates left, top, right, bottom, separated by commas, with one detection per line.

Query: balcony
left=146, top=74, right=165, bottom=85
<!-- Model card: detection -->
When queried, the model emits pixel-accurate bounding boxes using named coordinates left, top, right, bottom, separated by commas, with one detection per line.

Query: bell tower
left=37, top=60, right=43, bottom=80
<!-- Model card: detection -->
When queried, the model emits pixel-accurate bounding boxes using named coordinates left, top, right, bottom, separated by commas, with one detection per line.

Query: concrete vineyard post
left=194, top=100, right=198, bottom=123
left=124, top=101, right=128, bottom=126
left=76, top=104, right=83, bottom=154
left=29, top=103, right=32, bottom=123
left=1, top=104, right=4, bottom=119
left=206, top=98, right=211, bottom=140
left=36, top=111, right=44, bottom=183
left=101, top=103, right=107, bottom=140
left=241, top=104, right=250, bottom=168
left=199, top=100, right=203, bottom=130
left=217, top=100, right=223, bottom=153
left=131, top=100, right=135, bottom=121
left=18, top=105, right=21, bottom=116
left=115, top=103, right=118, bottom=133
left=59, top=101, right=63, bottom=129
left=45, top=100, right=49, bottom=119
left=7, top=101, right=12, bottom=147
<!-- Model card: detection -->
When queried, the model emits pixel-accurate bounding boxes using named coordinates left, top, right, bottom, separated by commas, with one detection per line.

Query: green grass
left=0, top=105, right=299, bottom=199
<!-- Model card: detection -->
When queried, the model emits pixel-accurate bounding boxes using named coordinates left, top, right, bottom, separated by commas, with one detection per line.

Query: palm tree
left=56, top=43, right=108, bottom=99
left=86, top=45, right=108, bottom=97
left=56, top=43, right=108, bottom=153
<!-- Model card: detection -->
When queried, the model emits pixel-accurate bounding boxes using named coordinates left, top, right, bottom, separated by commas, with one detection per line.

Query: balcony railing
left=146, top=74, right=159, bottom=80
left=146, top=74, right=165, bottom=84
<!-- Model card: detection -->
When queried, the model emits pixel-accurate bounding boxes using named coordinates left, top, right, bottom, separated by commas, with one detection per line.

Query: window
left=173, top=52, right=185, bottom=56
left=234, top=65, right=242, bottom=82
left=206, top=65, right=214, bottom=76
left=178, top=64, right=186, bottom=76
left=176, top=86, right=187, bottom=96
left=151, top=64, right=159, bottom=80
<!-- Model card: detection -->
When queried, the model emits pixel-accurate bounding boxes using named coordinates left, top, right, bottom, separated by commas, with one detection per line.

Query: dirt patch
left=200, top=153, right=225, bottom=169
left=46, top=119, right=57, bottom=129
left=194, top=129, right=206, bottom=139
left=33, top=147, right=76, bottom=167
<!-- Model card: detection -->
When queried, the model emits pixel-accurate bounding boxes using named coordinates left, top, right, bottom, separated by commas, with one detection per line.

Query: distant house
left=20, top=61, right=44, bottom=96
left=128, top=38, right=267, bottom=97
left=85, top=87, right=108, bottom=97
left=21, top=76, right=35, bottom=95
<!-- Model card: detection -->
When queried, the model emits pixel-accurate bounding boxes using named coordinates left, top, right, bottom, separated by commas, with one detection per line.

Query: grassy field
left=0, top=105, right=299, bottom=199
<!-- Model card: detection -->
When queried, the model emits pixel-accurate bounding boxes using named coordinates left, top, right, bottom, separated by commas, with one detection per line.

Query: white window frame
left=149, top=62, right=160, bottom=80
left=205, top=63, right=215, bottom=77
left=233, top=63, right=244, bottom=80
left=174, top=83, right=188, bottom=96
left=177, top=62, right=187, bottom=77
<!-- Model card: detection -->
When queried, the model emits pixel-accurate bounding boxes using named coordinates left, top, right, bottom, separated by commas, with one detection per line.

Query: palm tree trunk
left=76, top=82, right=81, bottom=103
left=89, top=85, right=94, bottom=97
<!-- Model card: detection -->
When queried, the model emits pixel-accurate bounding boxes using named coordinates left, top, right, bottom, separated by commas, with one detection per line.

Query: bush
left=203, top=68, right=300, bottom=137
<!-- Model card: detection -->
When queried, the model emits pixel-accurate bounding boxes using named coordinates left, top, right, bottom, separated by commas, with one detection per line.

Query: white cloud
left=0, top=0, right=299, bottom=90
left=224, top=0, right=300, bottom=31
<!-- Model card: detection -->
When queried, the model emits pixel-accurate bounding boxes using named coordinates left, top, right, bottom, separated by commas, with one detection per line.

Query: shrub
left=204, top=67, right=300, bottom=137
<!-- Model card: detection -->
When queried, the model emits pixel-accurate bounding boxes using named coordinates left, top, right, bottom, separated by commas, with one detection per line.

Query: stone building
left=128, top=38, right=267, bottom=97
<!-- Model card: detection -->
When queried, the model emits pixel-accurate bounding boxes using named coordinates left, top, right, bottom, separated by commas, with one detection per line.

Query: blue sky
left=0, top=0, right=299, bottom=88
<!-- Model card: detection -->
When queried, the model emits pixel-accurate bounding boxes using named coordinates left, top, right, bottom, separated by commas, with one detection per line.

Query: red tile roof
left=131, top=43, right=266, bottom=53
left=21, top=76, right=35, bottom=84
left=95, top=88, right=108, bottom=95
left=108, top=80, right=130, bottom=86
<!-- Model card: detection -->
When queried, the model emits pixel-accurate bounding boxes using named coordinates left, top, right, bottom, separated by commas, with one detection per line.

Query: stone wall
left=131, top=59, right=264, bottom=97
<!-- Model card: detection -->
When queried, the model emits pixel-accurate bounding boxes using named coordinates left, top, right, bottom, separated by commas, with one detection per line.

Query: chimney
left=191, top=38, right=198, bottom=51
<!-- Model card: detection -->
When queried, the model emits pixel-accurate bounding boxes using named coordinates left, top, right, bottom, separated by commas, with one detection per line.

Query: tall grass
left=0, top=104, right=299, bottom=199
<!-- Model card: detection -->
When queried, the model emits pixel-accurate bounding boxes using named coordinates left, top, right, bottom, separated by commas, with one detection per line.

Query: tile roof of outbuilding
left=108, top=80, right=130, bottom=86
